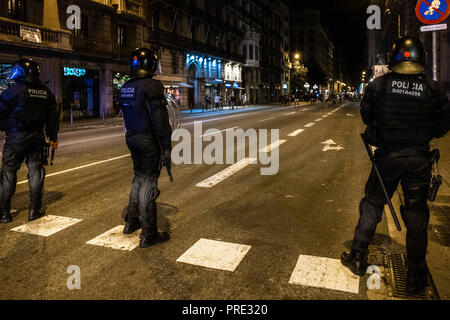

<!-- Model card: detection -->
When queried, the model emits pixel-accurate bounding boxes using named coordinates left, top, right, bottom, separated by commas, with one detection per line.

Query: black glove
left=160, top=149, right=171, bottom=170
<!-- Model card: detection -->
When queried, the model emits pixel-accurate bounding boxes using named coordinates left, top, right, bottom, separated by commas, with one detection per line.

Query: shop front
left=61, top=66, right=100, bottom=120
left=0, top=63, right=13, bottom=94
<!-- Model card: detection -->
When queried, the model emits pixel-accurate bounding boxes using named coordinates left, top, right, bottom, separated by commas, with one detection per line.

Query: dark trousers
left=125, top=133, right=161, bottom=236
left=352, top=147, right=431, bottom=274
left=0, top=132, right=46, bottom=214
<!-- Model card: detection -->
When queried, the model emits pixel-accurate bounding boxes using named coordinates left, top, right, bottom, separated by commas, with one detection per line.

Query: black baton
left=50, top=149, right=55, bottom=166
left=361, top=133, right=402, bottom=231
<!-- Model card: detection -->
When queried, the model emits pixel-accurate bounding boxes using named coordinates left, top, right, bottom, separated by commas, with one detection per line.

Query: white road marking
left=257, top=117, right=276, bottom=123
left=322, top=114, right=329, bottom=118
left=287, top=129, right=305, bottom=137
left=17, top=154, right=131, bottom=185
left=346, top=113, right=354, bottom=117
left=289, top=255, right=360, bottom=294
left=315, top=118, right=323, bottom=122
left=286, top=112, right=296, bottom=115
left=60, top=133, right=125, bottom=147
left=200, top=127, right=238, bottom=138
left=259, top=139, right=287, bottom=152
left=176, top=238, right=251, bottom=272
left=305, top=122, right=316, bottom=128
left=11, top=215, right=82, bottom=237
left=86, top=225, right=140, bottom=251
left=195, top=158, right=257, bottom=188
left=321, top=139, right=344, bottom=152
left=182, top=114, right=248, bottom=127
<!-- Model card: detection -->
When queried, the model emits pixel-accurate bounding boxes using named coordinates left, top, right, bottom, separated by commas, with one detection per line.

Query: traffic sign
left=416, top=0, right=450, bottom=24
left=420, top=23, right=448, bottom=31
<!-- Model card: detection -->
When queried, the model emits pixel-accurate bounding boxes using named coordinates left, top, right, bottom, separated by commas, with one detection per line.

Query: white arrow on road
left=321, top=139, right=344, bottom=152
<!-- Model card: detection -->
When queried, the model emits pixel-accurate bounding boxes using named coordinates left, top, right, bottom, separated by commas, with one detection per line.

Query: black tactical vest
left=373, top=73, right=435, bottom=146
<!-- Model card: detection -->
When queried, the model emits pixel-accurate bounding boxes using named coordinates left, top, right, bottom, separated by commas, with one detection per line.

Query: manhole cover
left=387, top=253, right=440, bottom=300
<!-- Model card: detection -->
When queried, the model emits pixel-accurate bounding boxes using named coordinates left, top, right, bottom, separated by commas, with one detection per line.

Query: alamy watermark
left=66, top=265, right=81, bottom=290
left=66, top=5, right=81, bottom=31
left=172, top=121, right=281, bottom=175
left=366, top=5, right=381, bottom=30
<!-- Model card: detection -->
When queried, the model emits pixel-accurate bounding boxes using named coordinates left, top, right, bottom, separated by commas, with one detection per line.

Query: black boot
left=29, top=208, right=45, bottom=221
left=341, top=250, right=368, bottom=276
left=123, top=218, right=141, bottom=234
left=0, top=212, right=12, bottom=223
left=406, top=268, right=428, bottom=295
left=0, top=200, right=12, bottom=223
left=139, top=231, right=170, bottom=248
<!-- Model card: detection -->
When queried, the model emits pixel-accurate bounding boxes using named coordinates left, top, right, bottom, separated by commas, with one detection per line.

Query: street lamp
left=294, top=53, right=300, bottom=60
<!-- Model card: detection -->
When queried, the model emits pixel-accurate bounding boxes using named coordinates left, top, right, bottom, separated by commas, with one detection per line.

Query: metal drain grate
left=387, top=253, right=439, bottom=300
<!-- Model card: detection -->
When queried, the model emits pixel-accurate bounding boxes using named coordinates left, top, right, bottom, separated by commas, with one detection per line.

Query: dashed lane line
left=17, top=154, right=131, bottom=185
left=195, top=158, right=257, bottom=188
left=287, top=129, right=305, bottom=137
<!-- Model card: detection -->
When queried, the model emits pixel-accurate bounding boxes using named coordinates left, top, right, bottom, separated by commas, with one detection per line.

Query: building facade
left=0, top=0, right=291, bottom=118
left=0, top=0, right=147, bottom=119
left=290, top=9, right=334, bottom=93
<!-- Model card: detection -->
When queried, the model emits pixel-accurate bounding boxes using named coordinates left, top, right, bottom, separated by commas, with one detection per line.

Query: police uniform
left=0, top=59, right=59, bottom=223
left=341, top=37, right=449, bottom=293
left=119, top=48, right=172, bottom=248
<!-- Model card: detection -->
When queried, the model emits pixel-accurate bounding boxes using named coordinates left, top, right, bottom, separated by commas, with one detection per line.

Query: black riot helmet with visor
left=389, top=36, right=426, bottom=75
left=129, top=48, right=159, bottom=78
left=8, top=58, right=41, bottom=82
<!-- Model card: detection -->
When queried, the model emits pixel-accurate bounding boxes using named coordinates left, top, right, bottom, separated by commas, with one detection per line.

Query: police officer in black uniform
left=118, top=48, right=172, bottom=248
left=0, top=59, right=59, bottom=223
left=341, top=36, right=449, bottom=293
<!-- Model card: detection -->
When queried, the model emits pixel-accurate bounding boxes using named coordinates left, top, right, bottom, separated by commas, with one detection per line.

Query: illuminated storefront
left=61, top=66, right=100, bottom=119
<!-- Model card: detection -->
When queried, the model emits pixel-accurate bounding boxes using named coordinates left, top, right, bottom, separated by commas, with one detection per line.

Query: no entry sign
left=416, top=0, right=450, bottom=24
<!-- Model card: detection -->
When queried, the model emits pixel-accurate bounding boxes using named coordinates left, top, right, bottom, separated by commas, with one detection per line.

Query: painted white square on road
left=315, top=118, right=323, bottom=122
left=11, top=215, right=82, bottom=237
left=289, top=255, right=360, bottom=294
left=176, top=238, right=251, bottom=272
left=304, top=122, right=316, bottom=128
left=86, top=225, right=140, bottom=251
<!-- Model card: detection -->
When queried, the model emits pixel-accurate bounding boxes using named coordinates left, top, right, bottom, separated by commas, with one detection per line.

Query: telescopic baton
left=361, top=133, right=402, bottom=231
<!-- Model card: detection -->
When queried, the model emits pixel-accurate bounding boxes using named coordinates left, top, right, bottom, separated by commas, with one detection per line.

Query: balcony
left=112, top=0, right=144, bottom=19
left=0, top=17, right=72, bottom=51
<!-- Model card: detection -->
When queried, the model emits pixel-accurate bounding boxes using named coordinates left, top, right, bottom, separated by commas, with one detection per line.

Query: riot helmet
left=389, top=36, right=426, bottom=74
left=129, top=48, right=159, bottom=78
left=8, top=58, right=41, bottom=81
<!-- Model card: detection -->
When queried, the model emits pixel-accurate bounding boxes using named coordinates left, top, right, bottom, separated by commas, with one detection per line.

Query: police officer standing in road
left=119, top=48, right=172, bottom=248
left=0, top=59, right=59, bottom=223
left=341, top=36, right=449, bottom=293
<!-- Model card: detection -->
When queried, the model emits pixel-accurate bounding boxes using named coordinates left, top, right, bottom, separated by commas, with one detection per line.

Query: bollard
left=70, top=108, right=73, bottom=126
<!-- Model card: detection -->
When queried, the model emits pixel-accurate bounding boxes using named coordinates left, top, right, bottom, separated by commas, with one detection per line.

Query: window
left=255, top=46, right=259, bottom=60
left=152, top=10, right=160, bottom=30
left=243, top=44, right=247, bottom=59
left=171, top=52, right=178, bottom=74
left=249, top=45, right=253, bottom=60
left=118, top=25, right=127, bottom=47
left=8, top=0, right=26, bottom=21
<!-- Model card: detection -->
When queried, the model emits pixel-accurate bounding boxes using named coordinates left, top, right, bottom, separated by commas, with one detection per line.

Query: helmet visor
left=391, top=62, right=425, bottom=74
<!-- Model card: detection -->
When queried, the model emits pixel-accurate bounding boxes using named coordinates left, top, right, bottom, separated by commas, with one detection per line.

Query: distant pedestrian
left=214, top=94, right=220, bottom=110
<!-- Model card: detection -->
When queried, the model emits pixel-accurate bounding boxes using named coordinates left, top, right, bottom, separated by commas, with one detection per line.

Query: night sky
left=290, top=0, right=370, bottom=86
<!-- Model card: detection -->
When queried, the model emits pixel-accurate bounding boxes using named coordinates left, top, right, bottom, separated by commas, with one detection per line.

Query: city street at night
left=0, top=0, right=449, bottom=312
left=0, top=102, right=448, bottom=300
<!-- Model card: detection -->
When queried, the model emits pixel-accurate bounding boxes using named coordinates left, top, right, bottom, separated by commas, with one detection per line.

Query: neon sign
left=63, top=67, right=86, bottom=77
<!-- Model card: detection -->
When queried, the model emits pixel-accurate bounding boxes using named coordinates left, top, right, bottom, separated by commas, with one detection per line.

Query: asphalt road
left=0, top=102, right=446, bottom=300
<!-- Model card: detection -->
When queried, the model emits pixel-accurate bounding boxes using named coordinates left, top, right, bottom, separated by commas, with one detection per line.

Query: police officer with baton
left=119, top=48, right=172, bottom=248
left=0, top=59, right=59, bottom=223
left=341, top=37, right=449, bottom=294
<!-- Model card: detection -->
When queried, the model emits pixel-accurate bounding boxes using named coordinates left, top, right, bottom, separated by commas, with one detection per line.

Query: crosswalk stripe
left=305, top=122, right=316, bottom=128
left=287, top=129, right=305, bottom=137
left=176, top=238, right=251, bottom=272
left=11, top=215, right=82, bottom=237
left=195, top=158, right=257, bottom=188
left=86, top=225, right=140, bottom=251
left=289, top=255, right=360, bottom=294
